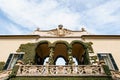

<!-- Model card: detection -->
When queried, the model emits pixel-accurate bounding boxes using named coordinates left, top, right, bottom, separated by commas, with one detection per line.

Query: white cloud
left=0, top=0, right=120, bottom=34
left=0, top=17, right=25, bottom=34
left=80, top=0, right=120, bottom=34
left=0, top=0, right=80, bottom=30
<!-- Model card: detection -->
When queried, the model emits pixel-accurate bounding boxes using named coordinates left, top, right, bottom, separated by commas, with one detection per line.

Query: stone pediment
left=32, top=25, right=90, bottom=37
left=48, top=25, right=72, bottom=37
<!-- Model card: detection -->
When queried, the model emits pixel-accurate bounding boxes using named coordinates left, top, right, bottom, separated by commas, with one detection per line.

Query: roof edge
left=0, top=35, right=40, bottom=39
left=81, top=35, right=120, bottom=39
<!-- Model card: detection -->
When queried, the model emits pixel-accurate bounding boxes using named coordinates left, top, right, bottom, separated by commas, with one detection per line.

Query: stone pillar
left=68, top=48, right=74, bottom=65
left=48, top=47, right=54, bottom=65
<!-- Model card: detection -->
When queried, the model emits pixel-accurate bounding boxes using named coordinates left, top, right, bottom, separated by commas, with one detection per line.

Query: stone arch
left=51, top=40, right=70, bottom=65
left=51, top=40, right=70, bottom=48
left=70, top=40, right=90, bottom=65
left=35, top=40, right=51, bottom=65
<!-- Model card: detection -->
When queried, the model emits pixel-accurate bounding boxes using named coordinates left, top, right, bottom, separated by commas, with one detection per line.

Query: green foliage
left=90, top=56, right=97, bottom=63
left=8, top=65, right=19, bottom=79
left=0, top=62, right=5, bottom=71
left=10, top=76, right=112, bottom=80
left=17, top=43, right=37, bottom=64
left=84, top=50, right=90, bottom=65
left=102, top=65, right=111, bottom=76
left=85, top=42, right=94, bottom=53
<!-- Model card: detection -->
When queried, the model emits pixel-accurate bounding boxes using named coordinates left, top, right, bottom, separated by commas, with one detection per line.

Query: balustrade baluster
left=17, top=65, right=105, bottom=76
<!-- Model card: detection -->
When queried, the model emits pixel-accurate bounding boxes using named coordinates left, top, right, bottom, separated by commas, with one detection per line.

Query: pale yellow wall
left=37, top=38, right=82, bottom=43
left=1, top=36, right=120, bottom=71
left=0, top=38, right=35, bottom=62
left=85, top=38, right=120, bottom=70
left=0, top=37, right=82, bottom=62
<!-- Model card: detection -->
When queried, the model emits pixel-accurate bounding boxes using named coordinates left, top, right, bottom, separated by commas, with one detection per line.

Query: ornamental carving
left=48, top=25, right=72, bottom=37
left=17, top=65, right=105, bottom=76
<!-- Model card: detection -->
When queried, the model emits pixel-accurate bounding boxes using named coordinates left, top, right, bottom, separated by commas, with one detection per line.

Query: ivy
left=17, top=43, right=37, bottom=65
left=102, top=65, right=111, bottom=76
left=0, top=62, right=5, bottom=71
left=8, top=65, right=19, bottom=79
left=83, top=50, right=90, bottom=65
left=85, top=42, right=94, bottom=53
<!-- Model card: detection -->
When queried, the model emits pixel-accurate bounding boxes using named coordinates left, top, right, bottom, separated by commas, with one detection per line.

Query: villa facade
left=0, top=25, right=120, bottom=80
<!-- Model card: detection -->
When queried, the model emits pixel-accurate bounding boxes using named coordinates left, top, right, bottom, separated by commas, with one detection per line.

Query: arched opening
left=73, top=57, right=78, bottom=65
left=35, top=41, right=50, bottom=65
left=56, top=57, right=66, bottom=65
left=35, top=40, right=89, bottom=65
left=43, top=57, right=49, bottom=65
left=53, top=43, right=68, bottom=65
left=71, top=41, right=89, bottom=65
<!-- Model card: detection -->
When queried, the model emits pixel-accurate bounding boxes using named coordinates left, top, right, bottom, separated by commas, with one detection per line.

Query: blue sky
left=0, top=0, right=120, bottom=35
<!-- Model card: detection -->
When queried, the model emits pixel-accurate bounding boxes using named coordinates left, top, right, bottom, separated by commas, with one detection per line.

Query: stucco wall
left=0, top=37, right=82, bottom=62
left=37, top=37, right=82, bottom=43
left=0, top=36, right=120, bottom=71
left=85, top=38, right=120, bottom=70
left=0, top=38, right=35, bottom=62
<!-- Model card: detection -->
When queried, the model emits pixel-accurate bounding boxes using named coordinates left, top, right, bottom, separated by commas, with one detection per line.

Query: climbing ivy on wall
left=0, top=62, right=5, bottom=71
left=102, top=65, right=111, bottom=76
left=8, top=65, right=19, bottom=79
left=17, top=43, right=37, bottom=65
left=85, top=42, right=94, bottom=53
left=83, top=50, right=90, bottom=65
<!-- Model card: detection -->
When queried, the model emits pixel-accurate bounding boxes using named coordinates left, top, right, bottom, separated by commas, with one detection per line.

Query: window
left=3, top=52, right=24, bottom=70
left=97, top=53, right=119, bottom=71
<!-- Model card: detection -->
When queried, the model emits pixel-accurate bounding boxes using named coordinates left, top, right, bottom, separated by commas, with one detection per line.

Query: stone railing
left=0, top=70, right=12, bottom=80
left=110, top=70, right=120, bottom=79
left=17, top=65, right=106, bottom=76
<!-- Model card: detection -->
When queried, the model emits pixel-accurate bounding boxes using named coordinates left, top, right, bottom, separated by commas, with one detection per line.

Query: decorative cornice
left=48, top=25, right=72, bottom=37
left=81, top=35, right=120, bottom=39
left=0, top=35, right=40, bottom=39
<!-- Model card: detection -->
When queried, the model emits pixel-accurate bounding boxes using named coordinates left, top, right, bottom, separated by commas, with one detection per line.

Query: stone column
left=48, top=47, right=54, bottom=65
left=68, top=48, right=74, bottom=65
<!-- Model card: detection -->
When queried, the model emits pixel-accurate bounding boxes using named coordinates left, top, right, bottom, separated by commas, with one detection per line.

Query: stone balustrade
left=0, top=70, right=11, bottom=79
left=17, top=65, right=105, bottom=76
left=110, top=70, right=120, bottom=79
